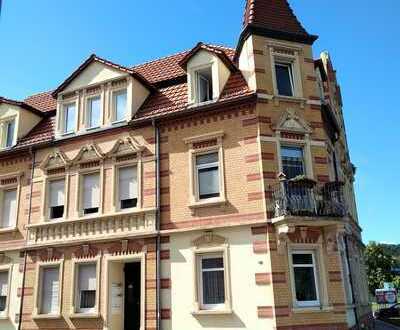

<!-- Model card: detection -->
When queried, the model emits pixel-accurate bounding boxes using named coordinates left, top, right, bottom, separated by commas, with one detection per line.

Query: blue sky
left=0, top=1, right=398, bottom=244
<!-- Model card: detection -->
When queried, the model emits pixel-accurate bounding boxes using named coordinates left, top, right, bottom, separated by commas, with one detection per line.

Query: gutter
left=152, top=119, right=161, bottom=330
left=17, top=147, right=35, bottom=330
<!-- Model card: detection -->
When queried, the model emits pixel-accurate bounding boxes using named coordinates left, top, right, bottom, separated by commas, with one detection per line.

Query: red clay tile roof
left=135, top=71, right=253, bottom=120
left=17, top=116, right=55, bottom=148
left=132, top=45, right=235, bottom=85
left=240, top=0, right=317, bottom=45
left=8, top=44, right=251, bottom=150
left=24, top=91, right=56, bottom=113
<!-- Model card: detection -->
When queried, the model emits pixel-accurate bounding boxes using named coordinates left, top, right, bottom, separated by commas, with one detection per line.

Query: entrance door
left=124, top=262, right=141, bottom=330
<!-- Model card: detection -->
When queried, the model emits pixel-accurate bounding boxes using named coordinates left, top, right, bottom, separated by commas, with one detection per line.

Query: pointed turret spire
left=239, top=0, right=318, bottom=47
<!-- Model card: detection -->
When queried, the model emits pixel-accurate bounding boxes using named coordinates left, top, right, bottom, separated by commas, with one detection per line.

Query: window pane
left=5, top=120, right=15, bottom=147
left=0, top=272, right=8, bottom=312
left=281, top=146, right=304, bottom=179
left=196, top=152, right=218, bottom=165
left=119, top=166, right=137, bottom=201
left=202, top=270, right=225, bottom=305
left=115, top=90, right=127, bottom=121
left=202, top=257, right=223, bottom=269
left=196, top=67, right=213, bottom=103
left=292, top=253, right=313, bottom=265
left=293, top=267, right=317, bottom=302
left=2, top=190, right=16, bottom=228
left=65, top=104, right=76, bottom=133
left=198, top=167, right=219, bottom=199
left=49, top=180, right=64, bottom=207
left=83, top=173, right=100, bottom=212
left=41, top=267, right=59, bottom=314
left=275, top=63, right=293, bottom=96
left=78, top=264, right=96, bottom=310
left=88, top=97, right=101, bottom=128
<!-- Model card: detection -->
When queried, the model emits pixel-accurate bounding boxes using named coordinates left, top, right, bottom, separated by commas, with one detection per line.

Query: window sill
left=69, top=312, right=99, bottom=319
left=0, top=226, right=17, bottom=234
left=0, top=315, right=9, bottom=321
left=33, top=313, right=62, bottom=320
left=275, top=95, right=306, bottom=103
left=191, top=308, right=232, bottom=316
left=111, top=119, right=127, bottom=126
left=292, top=305, right=333, bottom=314
left=189, top=198, right=227, bottom=210
left=188, top=99, right=218, bottom=108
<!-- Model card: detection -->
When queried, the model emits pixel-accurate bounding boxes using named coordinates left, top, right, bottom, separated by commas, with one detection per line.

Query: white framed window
left=196, top=152, right=220, bottom=200
left=81, top=173, right=100, bottom=215
left=275, top=62, right=294, bottom=97
left=112, top=89, right=127, bottom=122
left=86, top=96, right=101, bottom=129
left=197, top=253, right=226, bottom=310
left=4, top=119, right=15, bottom=148
left=76, top=263, right=97, bottom=314
left=194, top=66, right=213, bottom=104
left=118, top=166, right=138, bottom=210
left=40, top=266, right=60, bottom=315
left=63, top=103, right=76, bottom=133
left=0, top=270, right=9, bottom=316
left=0, top=189, right=17, bottom=229
left=48, top=179, right=65, bottom=220
left=280, top=146, right=305, bottom=179
left=289, top=250, right=320, bottom=308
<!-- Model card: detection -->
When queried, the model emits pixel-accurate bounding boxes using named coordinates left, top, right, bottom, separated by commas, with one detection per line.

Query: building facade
left=0, top=1, right=371, bottom=330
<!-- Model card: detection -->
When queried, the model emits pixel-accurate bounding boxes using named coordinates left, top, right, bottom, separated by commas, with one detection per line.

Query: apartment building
left=0, top=1, right=371, bottom=330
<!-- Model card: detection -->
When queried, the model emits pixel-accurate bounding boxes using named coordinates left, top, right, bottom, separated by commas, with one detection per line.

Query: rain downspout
left=18, top=147, right=35, bottom=330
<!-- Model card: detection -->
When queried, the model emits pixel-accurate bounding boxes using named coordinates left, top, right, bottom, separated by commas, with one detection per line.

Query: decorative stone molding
left=106, top=239, right=146, bottom=256
left=72, top=244, right=99, bottom=259
left=37, top=247, right=63, bottom=262
left=40, top=149, right=70, bottom=171
left=274, top=108, right=312, bottom=134
left=192, top=231, right=227, bottom=248
left=287, top=227, right=322, bottom=245
left=106, top=136, right=145, bottom=160
left=72, top=143, right=105, bottom=165
left=276, top=225, right=295, bottom=255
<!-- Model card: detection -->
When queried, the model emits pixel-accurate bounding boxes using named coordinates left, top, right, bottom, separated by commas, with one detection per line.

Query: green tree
left=365, top=241, right=395, bottom=295
left=393, top=276, right=400, bottom=290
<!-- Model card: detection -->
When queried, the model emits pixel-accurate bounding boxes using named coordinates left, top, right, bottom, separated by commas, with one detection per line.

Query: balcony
left=26, top=208, right=157, bottom=247
left=267, top=178, right=347, bottom=223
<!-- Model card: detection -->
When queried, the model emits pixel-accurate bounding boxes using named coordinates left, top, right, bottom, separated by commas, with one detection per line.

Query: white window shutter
left=83, top=174, right=100, bottom=209
left=0, top=272, right=8, bottom=296
left=119, top=166, right=137, bottom=200
left=2, top=190, right=16, bottom=228
left=49, top=180, right=65, bottom=207
left=41, top=268, right=59, bottom=314
left=78, top=264, right=96, bottom=291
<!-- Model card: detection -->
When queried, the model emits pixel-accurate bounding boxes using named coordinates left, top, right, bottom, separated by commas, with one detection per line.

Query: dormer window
left=112, top=89, right=127, bottom=122
left=195, top=67, right=213, bottom=103
left=63, top=103, right=76, bottom=134
left=86, top=96, right=101, bottom=129
left=4, top=119, right=15, bottom=148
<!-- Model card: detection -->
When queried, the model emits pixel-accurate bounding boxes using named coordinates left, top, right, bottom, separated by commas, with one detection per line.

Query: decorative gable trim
left=40, top=149, right=70, bottom=170
left=72, top=143, right=104, bottom=165
left=106, top=137, right=145, bottom=159
left=192, top=231, right=227, bottom=248
left=274, top=108, right=312, bottom=134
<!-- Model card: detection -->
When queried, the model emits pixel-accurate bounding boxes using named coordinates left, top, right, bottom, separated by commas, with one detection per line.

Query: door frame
left=104, top=252, right=146, bottom=330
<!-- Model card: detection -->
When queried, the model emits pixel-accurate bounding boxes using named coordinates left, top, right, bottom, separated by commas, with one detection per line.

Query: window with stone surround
left=184, top=131, right=226, bottom=209
left=0, top=270, right=9, bottom=317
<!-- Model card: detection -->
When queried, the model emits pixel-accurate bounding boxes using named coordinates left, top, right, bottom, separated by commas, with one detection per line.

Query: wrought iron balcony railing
left=267, top=178, right=347, bottom=219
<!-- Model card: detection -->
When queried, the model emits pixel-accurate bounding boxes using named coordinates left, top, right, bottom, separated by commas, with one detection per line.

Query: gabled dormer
left=179, top=43, right=236, bottom=105
left=0, top=97, right=43, bottom=150
left=52, top=54, right=154, bottom=138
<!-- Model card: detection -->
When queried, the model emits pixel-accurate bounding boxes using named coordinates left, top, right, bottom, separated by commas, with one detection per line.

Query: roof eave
left=235, top=25, right=318, bottom=61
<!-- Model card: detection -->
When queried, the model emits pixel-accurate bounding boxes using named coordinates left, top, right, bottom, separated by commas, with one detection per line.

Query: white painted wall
left=162, top=226, right=274, bottom=330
